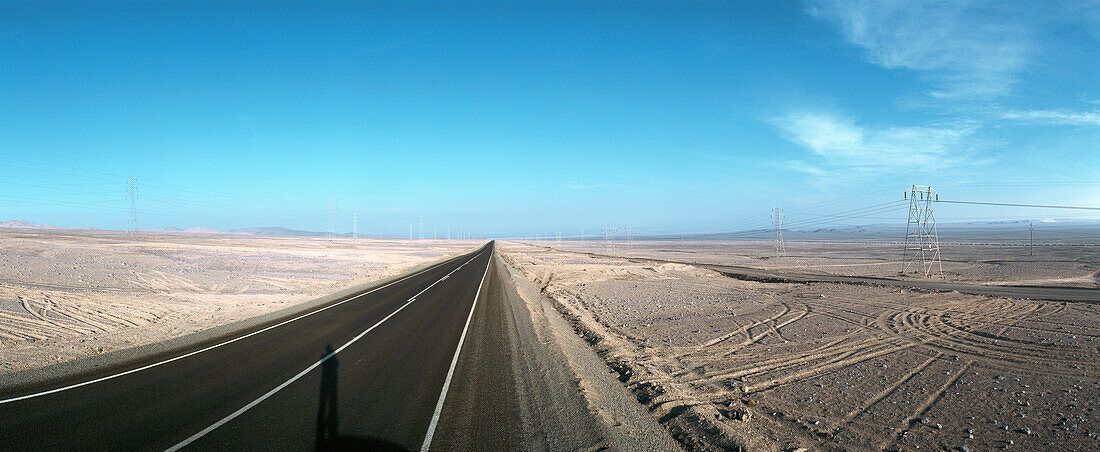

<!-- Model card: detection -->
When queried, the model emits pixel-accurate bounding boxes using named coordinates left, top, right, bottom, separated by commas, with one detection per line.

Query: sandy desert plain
left=0, top=228, right=479, bottom=372
left=499, top=229, right=1099, bottom=451
left=2, top=224, right=1098, bottom=451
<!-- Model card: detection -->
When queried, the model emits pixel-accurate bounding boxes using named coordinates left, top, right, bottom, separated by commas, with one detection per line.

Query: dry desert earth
left=2, top=226, right=1098, bottom=451
left=0, top=229, right=478, bottom=372
left=501, top=238, right=1099, bottom=451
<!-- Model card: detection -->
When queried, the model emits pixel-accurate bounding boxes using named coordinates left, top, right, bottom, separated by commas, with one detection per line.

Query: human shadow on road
left=316, top=344, right=339, bottom=447
left=314, top=344, right=409, bottom=452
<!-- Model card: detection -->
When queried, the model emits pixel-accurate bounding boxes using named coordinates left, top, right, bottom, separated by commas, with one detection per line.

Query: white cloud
left=807, top=0, right=1033, bottom=98
left=786, top=160, right=827, bottom=176
left=564, top=182, right=607, bottom=190
left=773, top=112, right=973, bottom=172
left=1001, top=109, right=1100, bottom=126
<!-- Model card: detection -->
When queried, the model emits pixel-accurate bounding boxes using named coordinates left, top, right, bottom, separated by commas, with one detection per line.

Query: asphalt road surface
left=0, top=242, right=521, bottom=451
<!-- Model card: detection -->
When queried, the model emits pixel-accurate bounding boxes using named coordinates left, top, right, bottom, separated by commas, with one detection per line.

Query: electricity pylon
left=127, top=176, right=137, bottom=238
left=772, top=207, right=784, bottom=256
left=902, top=185, right=943, bottom=278
left=1029, top=222, right=1034, bottom=256
left=326, top=197, right=336, bottom=240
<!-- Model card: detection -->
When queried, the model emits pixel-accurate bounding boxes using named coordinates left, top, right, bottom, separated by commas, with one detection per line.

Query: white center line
left=165, top=250, right=484, bottom=452
left=420, top=248, right=494, bottom=452
left=0, top=251, right=474, bottom=405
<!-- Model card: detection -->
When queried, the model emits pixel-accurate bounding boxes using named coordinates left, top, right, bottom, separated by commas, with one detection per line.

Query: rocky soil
left=553, top=238, right=1100, bottom=287
left=501, top=241, right=1100, bottom=451
left=0, top=229, right=477, bottom=372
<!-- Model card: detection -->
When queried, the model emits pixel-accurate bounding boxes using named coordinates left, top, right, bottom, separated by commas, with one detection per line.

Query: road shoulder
left=497, top=252, right=684, bottom=451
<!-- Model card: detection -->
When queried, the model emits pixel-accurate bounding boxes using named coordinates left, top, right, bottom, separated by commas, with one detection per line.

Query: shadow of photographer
left=314, top=344, right=409, bottom=452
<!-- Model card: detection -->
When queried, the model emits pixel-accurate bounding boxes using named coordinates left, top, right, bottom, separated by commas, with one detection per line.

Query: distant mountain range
left=0, top=220, right=344, bottom=237
left=154, top=226, right=352, bottom=237
left=0, top=220, right=58, bottom=229
left=147, top=226, right=223, bottom=234
left=226, top=226, right=335, bottom=237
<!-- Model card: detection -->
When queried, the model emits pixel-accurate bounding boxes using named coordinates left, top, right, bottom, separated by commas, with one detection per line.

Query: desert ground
left=0, top=228, right=478, bottom=372
left=3, top=225, right=1097, bottom=451
left=501, top=238, right=1099, bottom=451
left=555, top=224, right=1100, bottom=287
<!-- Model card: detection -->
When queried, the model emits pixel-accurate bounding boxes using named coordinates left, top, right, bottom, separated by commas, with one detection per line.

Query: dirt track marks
left=503, top=244, right=1100, bottom=452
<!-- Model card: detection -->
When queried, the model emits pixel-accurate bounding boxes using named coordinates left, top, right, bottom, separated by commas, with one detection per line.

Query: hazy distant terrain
left=0, top=220, right=389, bottom=238
left=567, top=221, right=1100, bottom=287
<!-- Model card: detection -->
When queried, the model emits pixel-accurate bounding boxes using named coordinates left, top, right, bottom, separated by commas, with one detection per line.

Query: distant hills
left=147, top=226, right=223, bottom=234
left=226, top=226, right=334, bottom=237
left=0, top=220, right=343, bottom=238
left=0, top=220, right=58, bottom=229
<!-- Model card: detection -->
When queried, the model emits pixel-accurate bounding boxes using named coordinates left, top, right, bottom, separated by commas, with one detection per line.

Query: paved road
left=0, top=243, right=510, bottom=451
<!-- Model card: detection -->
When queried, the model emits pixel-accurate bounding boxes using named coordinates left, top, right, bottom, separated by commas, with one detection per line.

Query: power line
left=938, top=200, right=1100, bottom=211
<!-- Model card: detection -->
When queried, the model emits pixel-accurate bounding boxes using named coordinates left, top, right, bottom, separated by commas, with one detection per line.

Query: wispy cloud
left=807, top=0, right=1032, bottom=98
left=772, top=111, right=974, bottom=173
left=1001, top=109, right=1100, bottom=126
left=563, top=182, right=606, bottom=190
left=785, top=160, right=827, bottom=176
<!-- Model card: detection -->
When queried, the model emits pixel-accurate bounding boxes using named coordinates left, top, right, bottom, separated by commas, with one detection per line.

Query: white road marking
left=420, top=249, right=493, bottom=452
left=165, top=250, right=485, bottom=452
left=0, top=251, right=475, bottom=405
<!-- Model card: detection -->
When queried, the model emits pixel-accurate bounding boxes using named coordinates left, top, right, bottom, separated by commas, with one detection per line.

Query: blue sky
left=1, top=1, right=1098, bottom=236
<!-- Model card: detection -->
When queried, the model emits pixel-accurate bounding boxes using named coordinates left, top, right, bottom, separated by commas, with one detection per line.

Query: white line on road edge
left=420, top=249, right=493, bottom=452
left=0, top=250, right=477, bottom=405
left=165, top=251, right=484, bottom=452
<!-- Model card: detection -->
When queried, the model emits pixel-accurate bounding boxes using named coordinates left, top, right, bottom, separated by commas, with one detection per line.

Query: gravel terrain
left=0, top=228, right=476, bottom=372
left=501, top=240, right=1100, bottom=451
left=553, top=230, right=1100, bottom=287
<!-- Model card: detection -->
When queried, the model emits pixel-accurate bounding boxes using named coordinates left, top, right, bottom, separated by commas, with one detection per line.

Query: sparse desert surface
left=0, top=229, right=477, bottom=373
left=501, top=239, right=1099, bottom=451
left=556, top=225, right=1100, bottom=287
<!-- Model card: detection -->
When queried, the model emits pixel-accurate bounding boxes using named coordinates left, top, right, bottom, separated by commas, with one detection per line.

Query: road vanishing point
left=0, top=242, right=558, bottom=451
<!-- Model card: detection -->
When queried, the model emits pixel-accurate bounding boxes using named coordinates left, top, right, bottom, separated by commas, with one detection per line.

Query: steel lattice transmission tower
left=772, top=207, right=784, bottom=256
left=902, top=185, right=943, bottom=278
left=326, top=197, right=336, bottom=239
left=127, top=176, right=138, bottom=238
left=602, top=227, right=617, bottom=252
